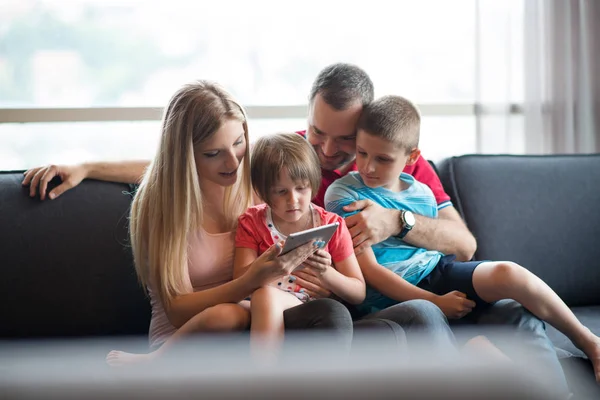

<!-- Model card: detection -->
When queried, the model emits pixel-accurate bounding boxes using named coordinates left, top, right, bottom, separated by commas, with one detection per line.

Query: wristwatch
left=397, top=210, right=416, bottom=239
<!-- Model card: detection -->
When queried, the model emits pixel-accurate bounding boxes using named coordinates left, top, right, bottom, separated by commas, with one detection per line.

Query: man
left=23, top=63, right=569, bottom=394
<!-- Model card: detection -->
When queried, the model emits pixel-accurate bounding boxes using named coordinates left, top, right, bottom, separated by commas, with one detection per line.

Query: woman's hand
left=244, top=240, right=316, bottom=288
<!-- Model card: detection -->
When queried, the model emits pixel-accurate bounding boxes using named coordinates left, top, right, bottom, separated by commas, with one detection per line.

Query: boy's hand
left=433, top=291, right=476, bottom=319
left=343, top=200, right=401, bottom=255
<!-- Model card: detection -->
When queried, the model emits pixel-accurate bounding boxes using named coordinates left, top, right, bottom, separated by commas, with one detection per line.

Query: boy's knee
left=490, top=261, right=524, bottom=291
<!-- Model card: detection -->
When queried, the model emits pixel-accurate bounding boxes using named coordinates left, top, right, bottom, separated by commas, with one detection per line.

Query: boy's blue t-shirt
left=325, top=172, right=444, bottom=313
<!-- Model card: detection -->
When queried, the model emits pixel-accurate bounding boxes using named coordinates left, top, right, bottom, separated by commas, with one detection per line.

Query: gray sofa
left=1, top=154, right=599, bottom=397
left=437, top=154, right=600, bottom=397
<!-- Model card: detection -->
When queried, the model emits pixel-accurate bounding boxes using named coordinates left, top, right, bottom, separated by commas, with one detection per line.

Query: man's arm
left=22, top=160, right=150, bottom=200
left=342, top=203, right=476, bottom=261
left=404, top=206, right=476, bottom=261
left=341, top=155, right=477, bottom=261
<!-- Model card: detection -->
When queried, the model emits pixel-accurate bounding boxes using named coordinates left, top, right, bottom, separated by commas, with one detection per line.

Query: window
left=1, top=0, right=488, bottom=169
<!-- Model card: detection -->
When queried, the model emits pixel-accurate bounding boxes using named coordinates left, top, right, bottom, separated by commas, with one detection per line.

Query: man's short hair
left=309, top=63, right=374, bottom=110
left=357, top=95, right=421, bottom=153
left=251, top=133, right=321, bottom=206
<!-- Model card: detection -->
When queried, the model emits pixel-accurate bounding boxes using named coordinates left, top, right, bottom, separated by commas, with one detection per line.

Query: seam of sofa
left=448, top=156, right=466, bottom=221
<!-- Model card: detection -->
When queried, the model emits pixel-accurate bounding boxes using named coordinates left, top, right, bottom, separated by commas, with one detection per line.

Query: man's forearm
left=83, top=160, right=150, bottom=184
left=403, top=214, right=476, bottom=261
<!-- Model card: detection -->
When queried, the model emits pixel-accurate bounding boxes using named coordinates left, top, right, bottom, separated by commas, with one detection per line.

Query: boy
left=324, top=95, right=600, bottom=381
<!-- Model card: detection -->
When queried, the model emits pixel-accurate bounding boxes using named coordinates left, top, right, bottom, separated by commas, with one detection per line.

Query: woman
left=106, top=80, right=353, bottom=365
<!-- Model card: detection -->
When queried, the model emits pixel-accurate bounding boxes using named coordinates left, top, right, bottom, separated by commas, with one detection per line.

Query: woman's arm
left=165, top=242, right=316, bottom=328
left=233, top=247, right=259, bottom=279
left=165, top=274, right=258, bottom=328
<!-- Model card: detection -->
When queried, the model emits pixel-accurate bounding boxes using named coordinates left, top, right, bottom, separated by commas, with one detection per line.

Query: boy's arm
left=23, top=160, right=150, bottom=200
left=356, top=248, right=475, bottom=318
left=357, top=248, right=438, bottom=304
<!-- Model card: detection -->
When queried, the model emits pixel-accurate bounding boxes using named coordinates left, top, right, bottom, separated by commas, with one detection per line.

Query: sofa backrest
left=0, top=172, right=150, bottom=338
left=436, top=154, right=600, bottom=307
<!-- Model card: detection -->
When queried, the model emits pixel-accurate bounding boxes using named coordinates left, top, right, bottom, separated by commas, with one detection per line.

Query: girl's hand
left=302, top=249, right=333, bottom=276
left=245, top=240, right=316, bottom=287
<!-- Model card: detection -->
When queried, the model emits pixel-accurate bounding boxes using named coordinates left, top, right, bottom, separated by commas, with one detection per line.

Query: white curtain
left=476, top=0, right=600, bottom=154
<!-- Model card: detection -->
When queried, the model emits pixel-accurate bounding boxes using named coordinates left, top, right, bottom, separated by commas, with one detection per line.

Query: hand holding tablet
left=280, top=222, right=339, bottom=256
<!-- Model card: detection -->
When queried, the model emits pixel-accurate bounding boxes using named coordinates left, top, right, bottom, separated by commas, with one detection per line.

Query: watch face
left=404, top=211, right=416, bottom=227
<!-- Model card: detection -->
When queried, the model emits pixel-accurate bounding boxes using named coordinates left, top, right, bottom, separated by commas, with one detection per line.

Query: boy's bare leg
left=473, top=261, right=600, bottom=382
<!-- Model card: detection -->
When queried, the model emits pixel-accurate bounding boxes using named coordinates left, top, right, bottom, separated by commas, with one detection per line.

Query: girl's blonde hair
left=130, top=80, right=252, bottom=305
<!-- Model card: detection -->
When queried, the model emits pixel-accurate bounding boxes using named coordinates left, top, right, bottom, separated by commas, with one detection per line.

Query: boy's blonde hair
left=357, top=95, right=421, bottom=154
left=251, top=133, right=321, bottom=205
left=130, top=80, right=252, bottom=305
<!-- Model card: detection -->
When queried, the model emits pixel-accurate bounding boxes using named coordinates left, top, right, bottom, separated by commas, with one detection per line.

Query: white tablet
left=280, top=222, right=340, bottom=256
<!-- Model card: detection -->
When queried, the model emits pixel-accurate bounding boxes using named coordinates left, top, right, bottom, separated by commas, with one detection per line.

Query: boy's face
left=355, top=130, right=420, bottom=191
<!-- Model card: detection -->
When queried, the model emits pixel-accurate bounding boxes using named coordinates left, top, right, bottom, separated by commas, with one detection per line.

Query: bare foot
left=105, top=350, right=155, bottom=367
left=578, top=334, right=600, bottom=383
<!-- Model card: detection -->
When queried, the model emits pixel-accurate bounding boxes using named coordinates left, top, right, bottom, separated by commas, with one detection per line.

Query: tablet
left=280, top=222, right=340, bottom=256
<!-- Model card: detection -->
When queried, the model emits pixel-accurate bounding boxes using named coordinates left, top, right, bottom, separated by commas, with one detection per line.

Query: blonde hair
left=251, top=133, right=321, bottom=206
left=130, top=80, right=252, bottom=305
left=358, top=95, right=421, bottom=154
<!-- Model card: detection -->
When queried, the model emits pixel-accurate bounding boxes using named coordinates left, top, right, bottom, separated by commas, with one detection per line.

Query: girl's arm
left=304, top=250, right=365, bottom=305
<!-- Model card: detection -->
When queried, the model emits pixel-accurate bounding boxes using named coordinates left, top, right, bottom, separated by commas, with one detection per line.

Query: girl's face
left=269, top=169, right=313, bottom=226
left=194, top=119, right=247, bottom=188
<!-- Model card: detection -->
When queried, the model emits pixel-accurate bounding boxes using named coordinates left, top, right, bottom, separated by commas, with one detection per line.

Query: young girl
left=105, top=82, right=353, bottom=366
left=233, top=133, right=366, bottom=354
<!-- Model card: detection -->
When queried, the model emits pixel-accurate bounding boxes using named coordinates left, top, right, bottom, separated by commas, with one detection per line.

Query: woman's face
left=194, top=119, right=247, bottom=188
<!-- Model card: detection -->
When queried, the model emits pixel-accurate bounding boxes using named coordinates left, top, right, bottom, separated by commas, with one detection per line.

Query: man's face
left=306, top=94, right=363, bottom=171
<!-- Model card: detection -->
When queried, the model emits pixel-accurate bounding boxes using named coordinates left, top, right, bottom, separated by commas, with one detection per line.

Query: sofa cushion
left=436, top=154, right=600, bottom=307
left=0, top=172, right=150, bottom=338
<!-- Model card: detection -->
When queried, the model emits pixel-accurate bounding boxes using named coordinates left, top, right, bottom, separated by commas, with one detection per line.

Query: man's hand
left=343, top=199, right=401, bottom=255
left=22, top=164, right=89, bottom=200
left=432, top=291, right=476, bottom=319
